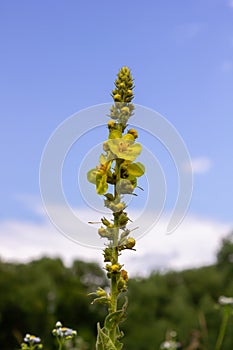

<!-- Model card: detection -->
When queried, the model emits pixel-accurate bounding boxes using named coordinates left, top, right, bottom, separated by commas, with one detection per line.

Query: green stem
left=215, top=306, right=230, bottom=350
left=109, top=159, right=121, bottom=342
left=57, top=337, right=63, bottom=350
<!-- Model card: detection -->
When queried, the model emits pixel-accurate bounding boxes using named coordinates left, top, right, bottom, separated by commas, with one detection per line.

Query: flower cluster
left=110, top=66, right=135, bottom=128
left=20, top=334, right=43, bottom=350
left=160, top=331, right=182, bottom=350
left=111, top=66, right=134, bottom=103
left=52, top=321, right=77, bottom=340
left=218, top=295, right=233, bottom=306
left=160, top=341, right=182, bottom=350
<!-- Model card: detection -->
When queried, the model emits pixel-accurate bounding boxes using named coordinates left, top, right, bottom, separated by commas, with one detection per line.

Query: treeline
left=1, top=234, right=233, bottom=350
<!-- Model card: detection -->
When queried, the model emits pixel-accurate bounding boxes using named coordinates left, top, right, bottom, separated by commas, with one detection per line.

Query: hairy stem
left=109, top=158, right=122, bottom=342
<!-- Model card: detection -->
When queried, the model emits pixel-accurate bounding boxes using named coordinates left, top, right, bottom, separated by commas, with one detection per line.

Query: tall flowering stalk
left=87, top=66, right=145, bottom=349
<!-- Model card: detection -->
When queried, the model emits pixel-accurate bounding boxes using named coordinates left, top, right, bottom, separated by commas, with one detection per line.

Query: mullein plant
left=87, top=66, right=145, bottom=350
left=19, top=67, right=143, bottom=350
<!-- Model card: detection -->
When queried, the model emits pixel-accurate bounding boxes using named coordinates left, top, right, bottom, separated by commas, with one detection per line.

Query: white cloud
left=126, top=215, right=231, bottom=275
left=184, top=157, right=212, bottom=174
left=0, top=207, right=231, bottom=277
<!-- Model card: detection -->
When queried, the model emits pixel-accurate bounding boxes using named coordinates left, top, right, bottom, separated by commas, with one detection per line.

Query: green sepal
left=87, top=168, right=98, bottom=184
left=88, top=287, right=107, bottom=297
left=104, top=193, right=114, bottom=201
left=127, top=162, right=145, bottom=177
left=91, top=296, right=110, bottom=305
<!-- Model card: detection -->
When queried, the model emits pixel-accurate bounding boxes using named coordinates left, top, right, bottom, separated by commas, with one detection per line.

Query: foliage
left=0, top=235, right=233, bottom=349
left=0, top=258, right=107, bottom=350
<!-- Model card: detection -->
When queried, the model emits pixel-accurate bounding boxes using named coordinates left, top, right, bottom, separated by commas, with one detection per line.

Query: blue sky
left=1, top=0, right=233, bottom=272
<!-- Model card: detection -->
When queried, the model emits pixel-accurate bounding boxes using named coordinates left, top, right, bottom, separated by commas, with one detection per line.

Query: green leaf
left=91, top=296, right=110, bottom=305
left=96, top=173, right=108, bottom=195
left=127, top=162, right=145, bottom=177
left=104, top=310, right=126, bottom=332
left=96, top=324, right=117, bottom=350
left=87, top=168, right=98, bottom=184
left=107, top=139, right=142, bottom=161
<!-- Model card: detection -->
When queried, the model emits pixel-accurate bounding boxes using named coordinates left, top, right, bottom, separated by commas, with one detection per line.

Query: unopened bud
left=108, top=120, right=116, bottom=129
left=121, top=106, right=130, bottom=115
left=118, top=212, right=129, bottom=226
left=113, top=93, right=121, bottom=102
left=111, top=264, right=121, bottom=273
left=121, top=269, right=129, bottom=282
left=125, top=237, right=136, bottom=249
left=128, top=128, right=138, bottom=139
left=103, top=141, right=110, bottom=151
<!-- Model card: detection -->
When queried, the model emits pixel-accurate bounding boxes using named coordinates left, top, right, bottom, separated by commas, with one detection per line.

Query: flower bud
left=113, top=93, right=122, bottom=102
left=103, top=141, right=110, bottom=151
left=96, top=287, right=107, bottom=297
left=101, top=217, right=112, bottom=227
left=121, top=269, right=129, bottom=282
left=108, top=120, right=116, bottom=129
left=105, top=264, right=111, bottom=272
left=98, top=227, right=111, bottom=238
left=118, top=212, right=129, bottom=227
left=104, top=193, right=114, bottom=201
left=117, top=278, right=127, bottom=292
left=116, top=179, right=135, bottom=195
left=123, top=133, right=135, bottom=142
left=128, top=128, right=138, bottom=139
left=125, top=237, right=136, bottom=249
left=111, top=264, right=121, bottom=273
left=103, top=247, right=112, bottom=262
left=121, top=106, right=130, bottom=115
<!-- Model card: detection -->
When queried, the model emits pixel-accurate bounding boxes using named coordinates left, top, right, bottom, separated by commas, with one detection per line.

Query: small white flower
left=23, top=334, right=41, bottom=344
left=218, top=296, right=233, bottom=305
left=160, top=340, right=181, bottom=349
left=52, top=322, right=77, bottom=340
left=55, top=321, right=62, bottom=328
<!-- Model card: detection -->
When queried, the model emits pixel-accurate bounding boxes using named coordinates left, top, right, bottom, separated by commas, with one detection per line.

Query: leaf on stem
left=96, top=323, right=119, bottom=350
